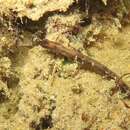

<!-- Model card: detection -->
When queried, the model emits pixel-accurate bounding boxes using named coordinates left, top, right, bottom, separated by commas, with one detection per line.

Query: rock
left=0, top=0, right=74, bottom=21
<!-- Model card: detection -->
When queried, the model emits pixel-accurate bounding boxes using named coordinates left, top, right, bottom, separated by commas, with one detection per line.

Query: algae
left=0, top=0, right=130, bottom=130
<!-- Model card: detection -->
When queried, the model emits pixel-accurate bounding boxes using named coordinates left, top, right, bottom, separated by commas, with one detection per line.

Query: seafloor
left=0, top=0, right=130, bottom=130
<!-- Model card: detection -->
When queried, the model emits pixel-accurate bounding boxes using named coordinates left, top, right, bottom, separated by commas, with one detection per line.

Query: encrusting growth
left=39, top=39, right=130, bottom=98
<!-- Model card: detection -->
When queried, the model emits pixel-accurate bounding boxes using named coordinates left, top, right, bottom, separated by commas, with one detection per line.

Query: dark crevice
left=0, top=89, right=8, bottom=103
left=30, top=115, right=53, bottom=130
